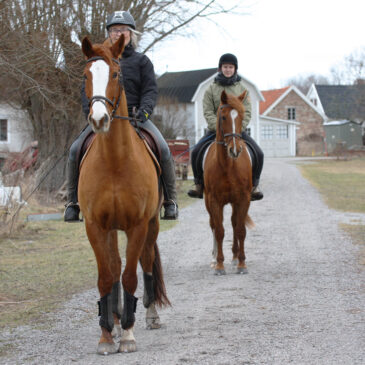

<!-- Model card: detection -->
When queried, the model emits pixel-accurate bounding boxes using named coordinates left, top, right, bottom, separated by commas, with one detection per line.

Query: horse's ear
left=82, top=37, right=94, bottom=59
left=111, top=34, right=125, bottom=59
left=238, top=90, right=247, bottom=102
left=221, top=90, right=228, bottom=104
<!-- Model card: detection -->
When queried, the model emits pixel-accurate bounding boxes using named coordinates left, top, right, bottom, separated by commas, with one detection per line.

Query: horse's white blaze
left=90, top=60, right=109, bottom=121
left=230, top=109, right=238, bottom=154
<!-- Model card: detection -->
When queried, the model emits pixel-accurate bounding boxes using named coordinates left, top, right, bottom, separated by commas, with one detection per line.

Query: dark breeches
left=242, top=131, right=264, bottom=187
left=68, top=120, right=171, bottom=163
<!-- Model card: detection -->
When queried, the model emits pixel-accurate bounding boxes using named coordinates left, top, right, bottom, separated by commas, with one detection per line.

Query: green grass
left=0, top=179, right=194, bottom=330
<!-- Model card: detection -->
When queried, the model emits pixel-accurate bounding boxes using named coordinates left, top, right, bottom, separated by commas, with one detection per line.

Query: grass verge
left=0, top=179, right=195, bottom=331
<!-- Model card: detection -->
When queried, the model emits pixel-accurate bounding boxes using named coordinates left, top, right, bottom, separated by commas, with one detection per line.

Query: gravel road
left=1, top=157, right=364, bottom=365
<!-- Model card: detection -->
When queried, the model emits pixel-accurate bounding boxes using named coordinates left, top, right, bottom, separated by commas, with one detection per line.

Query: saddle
left=77, top=126, right=162, bottom=175
left=194, top=138, right=258, bottom=185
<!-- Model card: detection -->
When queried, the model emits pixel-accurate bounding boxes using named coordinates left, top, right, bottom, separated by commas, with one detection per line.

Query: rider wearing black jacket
left=64, top=11, right=178, bottom=222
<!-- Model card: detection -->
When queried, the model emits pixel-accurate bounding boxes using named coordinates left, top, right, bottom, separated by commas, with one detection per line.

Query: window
left=310, top=98, right=317, bottom=106
left=261, top=125, right=273, bottom=140
left=287, top=108, right=296, bottom=120
left=246, top=127, right=251, bottom=136
left=276, top=125, right=288, bottom=139
left=0, top=119, right=8, bottom=141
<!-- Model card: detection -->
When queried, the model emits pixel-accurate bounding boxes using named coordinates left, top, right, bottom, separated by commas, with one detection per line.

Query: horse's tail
left=153, top=243, right=171, bottom=307
left=245, top=214, right=255, bottom=229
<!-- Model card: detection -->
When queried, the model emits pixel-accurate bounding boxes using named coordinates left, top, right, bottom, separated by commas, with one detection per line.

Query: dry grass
left=299, top=158, right=365, bottom=212
left=298, top=157, right=365, bottom=267
left=0, top=179, right=194, bottom=330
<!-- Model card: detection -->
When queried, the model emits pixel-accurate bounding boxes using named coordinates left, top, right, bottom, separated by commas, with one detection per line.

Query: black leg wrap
left=121, top=290, right=138, bottom=330
left=98, top=293, right=114, bottom=332
left=143, top=272, right=155, bottom=308
left=111, top=281, right=122, bottom=319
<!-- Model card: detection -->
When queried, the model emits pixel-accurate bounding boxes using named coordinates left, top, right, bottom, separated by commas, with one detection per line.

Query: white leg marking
left=121, top=328, right=135, bottom=342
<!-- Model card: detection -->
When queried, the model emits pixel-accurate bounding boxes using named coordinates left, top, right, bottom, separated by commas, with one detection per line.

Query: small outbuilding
left=323, top=120, right=363, bottom=153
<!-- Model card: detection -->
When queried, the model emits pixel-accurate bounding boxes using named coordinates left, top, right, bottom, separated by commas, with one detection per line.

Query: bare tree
left=154, top=96, right=195, bottom=140
left=0, top=0, right=248, bottom=190
left=282, top=73, right=330, bottom=94
left=330, top=46, right=365, bottom=85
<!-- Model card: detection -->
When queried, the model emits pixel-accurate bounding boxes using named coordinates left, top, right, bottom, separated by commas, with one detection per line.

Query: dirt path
left=1, top=158, right=364, bottom=364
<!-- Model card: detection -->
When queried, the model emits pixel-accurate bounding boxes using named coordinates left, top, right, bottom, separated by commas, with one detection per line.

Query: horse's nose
left=102, top=113, right=110, bottom=132
left=87, top=113, right=110, bottom=132
left=229, top=147, right=239, bottom=159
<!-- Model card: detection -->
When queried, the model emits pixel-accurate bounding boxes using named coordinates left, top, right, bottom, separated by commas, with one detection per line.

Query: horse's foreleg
left=119, top=221, right=149, bottom=353
left=232, top=203, right=248, bottom=274
left=231, top=211, right=239, bottom=266
left=85, top=222, right=118, bottom=355
left=107, top=231, right=123, bottom=338
left=207, top=199, right=225, bottom=275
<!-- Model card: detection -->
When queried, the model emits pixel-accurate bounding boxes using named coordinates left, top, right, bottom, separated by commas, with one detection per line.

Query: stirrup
left=161, top=200, right=178, bottom=220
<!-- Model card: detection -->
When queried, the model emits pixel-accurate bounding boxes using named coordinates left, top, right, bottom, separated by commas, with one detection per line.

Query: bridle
left=216, top=104, right=243, bottom=147
left=86, top=56, right=139, bottom=125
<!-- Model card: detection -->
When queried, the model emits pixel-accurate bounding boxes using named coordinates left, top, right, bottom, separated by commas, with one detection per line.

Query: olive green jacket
left=203, top=78, right=251, bottom=132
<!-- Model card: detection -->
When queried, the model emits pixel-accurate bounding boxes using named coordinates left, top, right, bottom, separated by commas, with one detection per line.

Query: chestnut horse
left=204, top=90, right=254, bottom=275
left=78, top=35, right=169, bottom=355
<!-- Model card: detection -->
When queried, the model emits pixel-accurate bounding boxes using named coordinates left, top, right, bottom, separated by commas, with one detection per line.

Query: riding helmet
left=218, top=53, right=238, bottom=70
left=106, top=11, right=136, bottom=30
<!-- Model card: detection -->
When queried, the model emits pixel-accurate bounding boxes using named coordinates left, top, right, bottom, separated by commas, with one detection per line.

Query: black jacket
left=81, top=43, right=158, bottom=118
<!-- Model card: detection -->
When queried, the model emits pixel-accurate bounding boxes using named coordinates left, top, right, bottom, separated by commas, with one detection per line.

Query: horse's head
left=217, top=90, right=247, bottom=159
left=81, top=35, right=125, bottom=133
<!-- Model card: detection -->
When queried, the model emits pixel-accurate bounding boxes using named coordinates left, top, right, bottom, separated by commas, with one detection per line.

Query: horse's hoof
left=119, top=340, right=137, bottom=353
left=236, top=267, right=248, bottom=274
left=97, top=342, right=118, bottom=355
left=146, top=317, right=161, bottom=330
left=111, top=324, right=122, bottom=338
left=214, top=269, right=226, bottom=276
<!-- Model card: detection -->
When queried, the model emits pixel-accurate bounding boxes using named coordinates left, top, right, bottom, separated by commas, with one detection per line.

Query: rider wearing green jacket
left=188, top=53, right=264, bottom=201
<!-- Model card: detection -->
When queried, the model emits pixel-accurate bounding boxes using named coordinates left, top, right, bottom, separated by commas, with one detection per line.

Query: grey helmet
left=106, top=11, right=136, bottom=30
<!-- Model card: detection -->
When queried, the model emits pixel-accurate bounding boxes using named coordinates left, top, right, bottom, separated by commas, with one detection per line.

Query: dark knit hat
left=218, top=53, right=238, bottom=70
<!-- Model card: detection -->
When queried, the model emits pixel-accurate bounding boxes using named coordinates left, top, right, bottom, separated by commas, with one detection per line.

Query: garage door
left=260, top=123, right=291, bottom=157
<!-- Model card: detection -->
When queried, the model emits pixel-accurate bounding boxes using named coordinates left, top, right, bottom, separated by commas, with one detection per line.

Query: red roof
left=260, top=86, right=290, bottom=114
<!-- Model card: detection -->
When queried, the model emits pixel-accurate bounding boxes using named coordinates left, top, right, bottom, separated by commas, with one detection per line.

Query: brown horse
left=204, top=90, right=254, bottom=275
left=78, top=35, right=170, bottom=355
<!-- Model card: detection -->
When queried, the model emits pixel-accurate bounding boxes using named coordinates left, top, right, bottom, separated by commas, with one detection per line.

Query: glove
left=137, top=109, right=149, bottom=123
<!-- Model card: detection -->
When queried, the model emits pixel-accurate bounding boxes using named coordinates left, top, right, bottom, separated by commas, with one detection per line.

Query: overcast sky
left=147, top=0, right=365, bottom=90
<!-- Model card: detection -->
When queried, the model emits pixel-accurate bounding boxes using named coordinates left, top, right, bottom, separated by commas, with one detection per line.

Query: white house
left=156, top=69, right=298, bottom=157
left=0, top=103, right=32, bottom=165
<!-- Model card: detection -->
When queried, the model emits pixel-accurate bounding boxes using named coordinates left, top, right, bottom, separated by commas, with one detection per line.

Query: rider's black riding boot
left=251, top=177, right=264, bottom=201
left=161, top=156, right=178, bottom=220
left=187, top=179, right=203, bottom=199
left=64, top=159, right=81, bottom=222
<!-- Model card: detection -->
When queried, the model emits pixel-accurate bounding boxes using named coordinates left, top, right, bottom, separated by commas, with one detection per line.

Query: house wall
left=324, top=122, right=363, bottom=153
left=0, top=104, right=32, bottom=156
left=266, top=90, right=325, bottom=155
